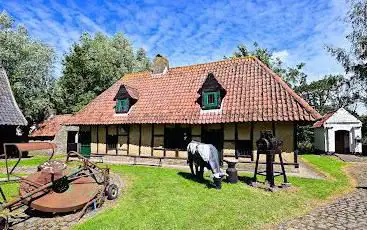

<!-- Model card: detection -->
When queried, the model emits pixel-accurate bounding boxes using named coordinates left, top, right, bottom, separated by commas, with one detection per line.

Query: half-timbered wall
left=83, top=122, right=295, bottom=160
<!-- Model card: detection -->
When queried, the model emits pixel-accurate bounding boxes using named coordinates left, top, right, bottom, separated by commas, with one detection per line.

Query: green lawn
left=0, top=155, right=352, bottom=229
left=0, top=154, right=64, bottom=169
left=0, top=154, right=64, bottom=203
left=72, top=155, right=351, bottom=230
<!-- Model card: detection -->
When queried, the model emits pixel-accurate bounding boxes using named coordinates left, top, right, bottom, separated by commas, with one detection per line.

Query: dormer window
left=114, top=85, right=139, bottom=114
left=116, top=98, right=130, bottom=113
left=202, top=91, right=220, bottom=109
left=197, top=73, right=226, bottom=110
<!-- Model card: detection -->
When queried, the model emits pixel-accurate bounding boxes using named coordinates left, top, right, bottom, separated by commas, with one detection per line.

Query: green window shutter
left=202, top=91, right=220, bottom=109
left=115, top=99, right=130, bottom=113
left=122, top=99, right=129, bottom=112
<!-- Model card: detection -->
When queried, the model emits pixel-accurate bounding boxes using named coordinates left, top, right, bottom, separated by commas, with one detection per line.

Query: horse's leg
left=199, top=165, right=205, bottom=179
left=195, top=164, right=199, bottom=177
left=189, top=161, right=195, bottom=175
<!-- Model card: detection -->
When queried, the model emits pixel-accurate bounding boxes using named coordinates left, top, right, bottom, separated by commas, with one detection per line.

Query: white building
left=313, top=108, right=362, bottom=154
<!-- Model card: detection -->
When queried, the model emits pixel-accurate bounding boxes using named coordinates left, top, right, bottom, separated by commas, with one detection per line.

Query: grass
left=0, top=154, right=352, bottom=229
left=72, top=155, right=351, bottom=230
left=0, top=154, right=64, bottom=168
left=0, top=154, right=64, bottom=203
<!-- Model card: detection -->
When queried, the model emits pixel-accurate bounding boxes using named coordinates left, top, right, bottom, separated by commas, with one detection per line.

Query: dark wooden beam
left=116, top=125, right=119, bottom=155
left=200, top=125, right=203, bottom=142
left=151, top=124, right=154, bottom=156
left=138, top=124, right=142, bottom=156
left=105, top=125, right=108, bottom=154
left=127, top=125, right=130, bottom=155
left=96, top=125, right=99, bottom=154
left=250, top=122, right=254, bottom=161
left=163, top=124, right=166, bottom=157
left=220, top=123, right=224, bottom=164
left=235, top=123, right=238, bottom=158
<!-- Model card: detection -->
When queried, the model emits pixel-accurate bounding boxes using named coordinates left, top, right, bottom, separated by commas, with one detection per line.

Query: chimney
left=151, top=54, right=169, bottom=74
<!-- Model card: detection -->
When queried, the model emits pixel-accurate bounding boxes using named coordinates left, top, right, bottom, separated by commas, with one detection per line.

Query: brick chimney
left=151, top=54, right=169, bottom=74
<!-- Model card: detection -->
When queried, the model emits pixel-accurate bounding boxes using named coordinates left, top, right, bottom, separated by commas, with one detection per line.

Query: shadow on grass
left=177, top=172, right=219, bottom=189
left=237, top=175, right=254, bottom=185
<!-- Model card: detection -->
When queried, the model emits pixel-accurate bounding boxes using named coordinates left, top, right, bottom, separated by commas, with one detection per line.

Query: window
left=202, top=91, right=220, bottom=109
left=115, top=98, right=130, bottom=113
left=235, top=140, right=252, bottom=158
left=164, top=126, right=191, bottom=150
left=107, top=134, right=118, bottom=150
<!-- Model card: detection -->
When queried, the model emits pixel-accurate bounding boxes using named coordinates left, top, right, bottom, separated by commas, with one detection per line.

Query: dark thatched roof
left=0, top=66, right=27, bottom=126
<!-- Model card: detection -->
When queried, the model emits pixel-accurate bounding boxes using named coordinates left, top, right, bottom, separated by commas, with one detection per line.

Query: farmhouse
left=0, top=65, right=27, bottom=154
left=65, top=56, right=321, bottom=165
left=313, top=108, right=363, bottom=154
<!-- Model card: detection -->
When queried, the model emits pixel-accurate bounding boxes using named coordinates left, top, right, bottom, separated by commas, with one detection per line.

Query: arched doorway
left=335, top=130, right=350, bottom=154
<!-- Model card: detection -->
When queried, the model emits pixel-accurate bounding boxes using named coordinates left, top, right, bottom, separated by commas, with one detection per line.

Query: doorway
left=79, top=131, right=91, bottom=157
left=67, top=131, right=78, bottom=153
left=201, top=126, right=223, bottom=163
left=335, top=130, right=350, bottom=154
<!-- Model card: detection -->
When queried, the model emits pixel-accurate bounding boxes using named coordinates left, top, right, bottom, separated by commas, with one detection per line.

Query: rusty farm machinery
left=0, top=142, right=119, bottom=229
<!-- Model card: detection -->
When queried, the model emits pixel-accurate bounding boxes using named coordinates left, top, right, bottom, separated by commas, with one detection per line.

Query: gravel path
left=279, top=162, right=367, bottom=230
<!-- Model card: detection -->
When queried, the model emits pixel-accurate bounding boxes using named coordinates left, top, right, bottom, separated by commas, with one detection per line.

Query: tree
left=56, top=32, right=151, bottom=113
left=0, top=11, right=55, bottom=129
left=327, top=0, right=367, bottom=105
left=134, top=48, right=151, bottom=72
left=297, top=74, right=359, bottom=114
left=229, top=42, right=307, bottom=90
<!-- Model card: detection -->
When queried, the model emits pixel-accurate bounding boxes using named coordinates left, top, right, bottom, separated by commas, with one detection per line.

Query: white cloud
left=272, top=50, right=289, bottom=62
left=0, top=0, right=351, bottom=81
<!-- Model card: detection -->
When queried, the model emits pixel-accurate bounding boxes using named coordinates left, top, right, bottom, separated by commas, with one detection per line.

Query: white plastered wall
left=320, top=108, right=363, bottom=153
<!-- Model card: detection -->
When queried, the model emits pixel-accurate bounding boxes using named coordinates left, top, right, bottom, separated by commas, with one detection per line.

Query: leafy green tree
left=56, top=32, right=150, bottom=113
left=327, top=0, right=367, bottom=105
left=0, top=11, right=55, bottom=129
left=134, top=48, right=151, bottom=72
left=297, top=74, right=359, bottom=114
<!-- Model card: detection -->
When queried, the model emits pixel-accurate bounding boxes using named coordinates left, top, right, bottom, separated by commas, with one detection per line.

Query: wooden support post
left=250, top=122, right=254, bottom=161
left=116, top=125, right=119, bottom=155
left=220, top=124, right=224, bottom=163
left=163, top=124, right=166, bottom=157
left=235, top=123, right=238, bottom=159
left=151, top=124, right=154, bottom=156
left=139, top=124, right=142, bottom=156
left=105, top=125, right=108, bottom=154
left=127, top=125, right=130, bottom=155
left=96, top=125, right=99, bottom=154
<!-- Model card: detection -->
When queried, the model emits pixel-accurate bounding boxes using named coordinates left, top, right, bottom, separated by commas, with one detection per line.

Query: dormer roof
left=113, top=85, right=139, bottom=101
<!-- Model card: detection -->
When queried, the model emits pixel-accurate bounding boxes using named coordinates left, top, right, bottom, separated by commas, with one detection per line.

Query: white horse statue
left=187, top=140, right=225, bottom=179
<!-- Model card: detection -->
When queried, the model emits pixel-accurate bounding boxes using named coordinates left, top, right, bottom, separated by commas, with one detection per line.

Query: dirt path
left=279, top=162, right=367, bottom=230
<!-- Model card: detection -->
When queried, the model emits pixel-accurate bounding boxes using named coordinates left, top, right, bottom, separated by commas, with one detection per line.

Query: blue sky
left=0, top=0, right=349, bottom=81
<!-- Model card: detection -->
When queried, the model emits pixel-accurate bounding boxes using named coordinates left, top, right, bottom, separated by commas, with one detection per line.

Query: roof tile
left=66, top=57, right=321, bottom=125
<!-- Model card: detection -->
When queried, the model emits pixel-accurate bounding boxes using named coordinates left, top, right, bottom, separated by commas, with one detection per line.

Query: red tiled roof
left=66, top=57, right=321, bottom=125
left=312, top=111, right=335, bottom=128
left=31, top=114, right=72, bottom=137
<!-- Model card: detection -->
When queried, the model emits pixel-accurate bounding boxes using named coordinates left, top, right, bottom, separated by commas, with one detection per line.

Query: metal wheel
left=106, top=184, right=119, bottom=200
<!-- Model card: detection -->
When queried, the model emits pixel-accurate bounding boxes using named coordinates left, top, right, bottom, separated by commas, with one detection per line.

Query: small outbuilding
left=30, top=114, right=79, bottom=154
left=0, top=65, right=27, bottom=155
left=313, top=108, right=363, bottom=154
